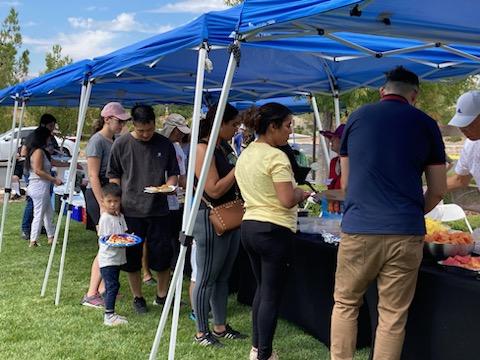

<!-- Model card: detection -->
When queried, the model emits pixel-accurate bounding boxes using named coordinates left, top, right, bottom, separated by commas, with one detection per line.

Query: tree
left=25, top=45, right=77, bottom=136
left=43, top=44, right=73, bottom=74
left=0, top=8, right=30, bottom=86
left=225, top=0, right=243, bottom=5
left=0, top=8, right=30, bottom=131
left=313, top=77, right=475, bottom=129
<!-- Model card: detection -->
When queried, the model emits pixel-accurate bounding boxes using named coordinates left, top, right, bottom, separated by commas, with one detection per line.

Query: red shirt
left=327, top=156, right=342, bottom=190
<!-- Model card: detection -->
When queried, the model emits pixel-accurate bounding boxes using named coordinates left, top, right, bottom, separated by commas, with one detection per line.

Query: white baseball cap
left=449, top=90, right=480, bottom=127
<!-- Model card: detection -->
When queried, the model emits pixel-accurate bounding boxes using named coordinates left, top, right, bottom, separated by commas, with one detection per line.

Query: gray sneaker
left=80, top=294, right=104, bottom=309
left=104, top=313, right=128, bottom=326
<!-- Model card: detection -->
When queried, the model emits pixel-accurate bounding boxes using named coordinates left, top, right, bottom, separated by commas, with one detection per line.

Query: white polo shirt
left=455, top=139, right=480, bottom=186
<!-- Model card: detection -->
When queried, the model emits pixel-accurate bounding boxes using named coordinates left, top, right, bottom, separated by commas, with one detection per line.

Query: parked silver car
left=0, top=126, right=75, bottom=161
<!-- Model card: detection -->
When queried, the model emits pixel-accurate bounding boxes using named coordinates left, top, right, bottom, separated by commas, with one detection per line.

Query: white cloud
left=24, top=30, right=116, bottom=60
left=68, top=17, right=94, bottom=29
left=24, top=20, right=37, bottom=27
left=68, top=12, right=169, bottom=34
left=0, top=1, right=21, bottom=6
left=149, top=0, right=228, bottom=14
left=110, top=13, right=137, bottom=32
left=86, top=5, right=108, bottom=12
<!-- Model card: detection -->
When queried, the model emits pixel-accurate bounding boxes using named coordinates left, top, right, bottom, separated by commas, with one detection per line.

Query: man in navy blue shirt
left=330, top=67, right=447, bottom=360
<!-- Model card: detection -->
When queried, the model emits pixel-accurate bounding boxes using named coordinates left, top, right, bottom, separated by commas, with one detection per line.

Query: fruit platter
left=99, top=233, right=143, bottom=247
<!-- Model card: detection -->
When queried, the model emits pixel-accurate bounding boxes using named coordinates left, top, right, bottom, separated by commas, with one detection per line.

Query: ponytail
left=92, top=117, right=105, bottom=135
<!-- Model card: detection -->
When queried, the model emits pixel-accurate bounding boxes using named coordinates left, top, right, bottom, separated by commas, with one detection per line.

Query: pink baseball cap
left=320, top=124, right=345, bottom=139
left=100, top=102, right=131, bottom=121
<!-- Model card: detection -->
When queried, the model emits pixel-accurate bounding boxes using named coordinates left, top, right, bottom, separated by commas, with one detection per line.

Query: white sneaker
left=249, top=347, right=258, bottom=360
left=104, top=313, right=128, bottom=326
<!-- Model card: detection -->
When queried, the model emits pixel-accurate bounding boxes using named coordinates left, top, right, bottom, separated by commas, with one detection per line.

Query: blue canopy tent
left=0, top=5, right=479, bottom=356
left=237, top=0, right=480, bottom=46
left=1, top=5, right=479, bottom=109
left=236, top=0, right=480, bottom=124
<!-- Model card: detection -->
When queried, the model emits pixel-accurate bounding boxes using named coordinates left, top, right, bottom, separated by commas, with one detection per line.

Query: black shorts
left=85, top=188, right=100, bottom=231
left=13, top=161, right=24, bottom=178
left=122, top=216, right=173, bottom=273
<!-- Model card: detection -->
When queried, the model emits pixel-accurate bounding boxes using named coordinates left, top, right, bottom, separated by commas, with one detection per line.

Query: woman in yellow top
left=236, top=103, right=310, bottom=360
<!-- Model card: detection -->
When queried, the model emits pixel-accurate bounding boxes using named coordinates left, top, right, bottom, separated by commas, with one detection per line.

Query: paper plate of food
left=99, top=233, right=143, bottom=247
left=144, top=184, right=177, bottom=194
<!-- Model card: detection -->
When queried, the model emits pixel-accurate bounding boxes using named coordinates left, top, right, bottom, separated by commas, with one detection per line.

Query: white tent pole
left=149, top=41, right=240, bottom=360
left=183, top=44, right=207, bottom=226
left=6, top=101, right=26, bottom=196
left=311, top=96, right=331, bottom=164
left=168, top=249, right=186, bottom=360
left=54, top=81, right=92, bottom=305
left=41, top=83, right=87, bottom=297
left=333, top=91, right=341, bottom=127
left=10, top=101, right=26, bottom=181
left=0, top=95, right=20, bottom=252
left=168, top=44, right=208, bottom=360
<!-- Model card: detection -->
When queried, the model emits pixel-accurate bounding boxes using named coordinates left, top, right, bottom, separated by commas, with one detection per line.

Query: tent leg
left=42, top=83, right=88, bottom=297
left=0, top=96, right=20, bottom=252
left=333, top=91, right=341, bottom=127
left=149, top=41, right=240, bottom=360
left=311, top=96, right=331, bottom=165
left=183, top=44, right=207, bottom=226
left=168, top=249, right=186, bottom=360
left=41, top=198, right=65, bottom=296
left=54, top=81, right=92, bottom=305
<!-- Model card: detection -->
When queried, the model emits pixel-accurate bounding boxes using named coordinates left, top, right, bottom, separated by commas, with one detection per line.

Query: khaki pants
left=330, top=233, right=423, bottom=360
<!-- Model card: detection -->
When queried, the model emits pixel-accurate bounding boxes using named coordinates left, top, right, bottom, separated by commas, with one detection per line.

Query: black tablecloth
left=366, top=260, right=480, bottom=360
left=236, top=232, right=371, bottom=348
left=236, top=233, right=480, bottom=359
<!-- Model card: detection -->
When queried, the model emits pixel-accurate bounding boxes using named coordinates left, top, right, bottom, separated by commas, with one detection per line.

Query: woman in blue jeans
left=236, top=103, right=310, bottom=360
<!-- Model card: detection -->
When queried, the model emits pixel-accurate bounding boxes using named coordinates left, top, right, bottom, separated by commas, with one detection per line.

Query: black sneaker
left=133, top=297, right=148, bottom=314
left=152, top=295, right=166, bottom=306
left=194, top=332, right=224, bottom=348
left=212, top=324, right=248, bottom=340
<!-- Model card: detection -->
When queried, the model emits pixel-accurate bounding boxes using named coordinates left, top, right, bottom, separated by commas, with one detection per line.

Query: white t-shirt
left=455, top=139, right=480, bottom=187
left=97, top=212, right=128, bottom=268
left=167, top=142, right=187, bottom=210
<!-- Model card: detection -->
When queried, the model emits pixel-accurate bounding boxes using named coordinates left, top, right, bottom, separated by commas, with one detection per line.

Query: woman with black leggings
left=192, top=103, right=247, bottom=348
left=236, top=103, right=310, bottom=360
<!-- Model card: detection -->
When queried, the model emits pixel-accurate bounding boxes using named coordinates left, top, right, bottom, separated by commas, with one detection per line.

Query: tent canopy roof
left=0, top=3, right=479, bottom=108
left=238, top=0, right=480, bottom=46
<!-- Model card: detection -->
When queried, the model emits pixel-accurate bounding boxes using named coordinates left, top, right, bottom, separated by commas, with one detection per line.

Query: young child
left=97, top=183, right=128, bottom=326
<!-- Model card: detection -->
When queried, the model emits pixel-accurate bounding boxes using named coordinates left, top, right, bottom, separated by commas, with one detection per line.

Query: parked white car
left=0, top=126, right=76, bottom=161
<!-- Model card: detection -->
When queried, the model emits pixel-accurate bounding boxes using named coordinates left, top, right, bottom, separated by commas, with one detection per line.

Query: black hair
left=25, top=126, right=52, bottom=170
left=241, top=102, right=292, bottom=135
left=384, top=66, right=419, bottom=87
left=102, top=183, right=122, bottom=198
left=131, top=104, right=156, bottom=124
left=199, top=103, right=239, bottom=140
left=39, top=113, right=57, bottom=126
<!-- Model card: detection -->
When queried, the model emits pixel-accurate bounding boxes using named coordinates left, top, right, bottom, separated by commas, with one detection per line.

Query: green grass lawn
left=0, top=202, right=370, bottom=360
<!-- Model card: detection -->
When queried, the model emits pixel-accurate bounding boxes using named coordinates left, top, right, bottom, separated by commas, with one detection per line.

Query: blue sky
left=0, top=0, right=230, bottom=76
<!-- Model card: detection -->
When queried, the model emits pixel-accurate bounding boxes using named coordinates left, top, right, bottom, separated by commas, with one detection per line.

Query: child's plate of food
left=144, top=184, right=177, bottom=194
left=99, top=233, right=143, bottom=247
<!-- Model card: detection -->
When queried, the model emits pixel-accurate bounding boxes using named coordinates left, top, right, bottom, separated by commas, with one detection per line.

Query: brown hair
left=92, top=117, right=105, bottom=135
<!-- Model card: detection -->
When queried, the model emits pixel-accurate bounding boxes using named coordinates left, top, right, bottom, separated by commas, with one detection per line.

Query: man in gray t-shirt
left=108, top=104, right=179, bottom=313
